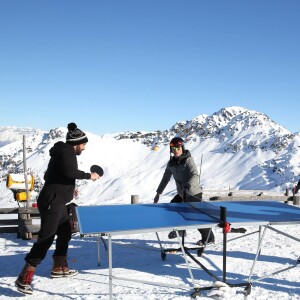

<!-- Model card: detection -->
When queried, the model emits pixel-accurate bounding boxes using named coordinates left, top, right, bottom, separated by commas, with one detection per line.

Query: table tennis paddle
left=90, top=165, right=104, bottom=177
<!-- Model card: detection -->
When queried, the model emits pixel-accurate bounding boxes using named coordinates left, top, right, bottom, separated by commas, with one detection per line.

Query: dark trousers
left=170, top=194, right=215, bottom=242
left=25, top=194, right=71, bottom=266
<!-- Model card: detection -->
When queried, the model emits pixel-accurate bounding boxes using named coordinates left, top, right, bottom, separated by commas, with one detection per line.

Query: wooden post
left=293, top=195, right=300, bottom=206
left=18, top=212, right=33, bottom=240
left=131, top=195, right=139, bottom=204
left=17, top=207, right=40, bottom=239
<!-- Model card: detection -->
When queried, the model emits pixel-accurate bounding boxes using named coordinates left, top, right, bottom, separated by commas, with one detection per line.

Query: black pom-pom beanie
left=66, top=122, right=88, bottom=145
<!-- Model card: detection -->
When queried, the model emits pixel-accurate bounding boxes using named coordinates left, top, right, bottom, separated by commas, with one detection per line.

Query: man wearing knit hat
left=15, top=123, right=101, bottom=295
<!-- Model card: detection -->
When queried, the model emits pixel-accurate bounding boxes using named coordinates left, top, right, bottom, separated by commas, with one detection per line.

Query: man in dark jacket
left=154, top=137, right=215, bottom=244
left=15, top=123, right=101, bottom=295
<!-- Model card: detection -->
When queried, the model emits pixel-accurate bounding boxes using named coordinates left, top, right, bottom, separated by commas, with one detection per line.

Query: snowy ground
left=1, top=222, right=300, bottom=299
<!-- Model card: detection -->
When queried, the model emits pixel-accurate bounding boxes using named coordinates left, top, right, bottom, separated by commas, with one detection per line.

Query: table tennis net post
left=183, top=190, right=223, bottom=223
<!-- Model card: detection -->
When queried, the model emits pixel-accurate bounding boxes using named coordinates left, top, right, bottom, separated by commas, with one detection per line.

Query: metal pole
left=155, top=232, right=164, bottom=253
left=108, top=235, right=113, bottom=300
left=220, top=207, right=227, bottom=283
left=176, top=230, right=198, bottom=289
left=97, top=236, right=101, bottom=266
left=22, top=135, right=30, bottom=207
left=23, top=135, right=32, bottom=239
left=199, top=154, right=203, bottom=186
left=248, top=226, right=268, bottom=282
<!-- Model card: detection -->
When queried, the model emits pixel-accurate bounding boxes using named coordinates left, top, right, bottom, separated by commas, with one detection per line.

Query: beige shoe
left=51, top=255, right=78, bottom=278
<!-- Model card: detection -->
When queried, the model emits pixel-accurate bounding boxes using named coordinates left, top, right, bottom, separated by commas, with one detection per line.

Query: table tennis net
left=184, top=192, right=222, bottom=222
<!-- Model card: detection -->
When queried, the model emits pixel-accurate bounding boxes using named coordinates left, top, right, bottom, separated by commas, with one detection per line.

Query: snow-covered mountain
left=1, top=106, right=300, bottom=207
left=0, top=126, right=42, bottom=147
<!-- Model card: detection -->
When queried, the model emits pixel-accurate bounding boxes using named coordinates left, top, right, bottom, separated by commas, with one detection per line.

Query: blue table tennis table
left=76, top=200, right=300, bottom=299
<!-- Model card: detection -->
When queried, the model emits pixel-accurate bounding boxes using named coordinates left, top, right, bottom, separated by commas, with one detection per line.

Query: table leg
left=108, top=235, right=113, bottom=300
left=97, top=236, right=101, bottom=266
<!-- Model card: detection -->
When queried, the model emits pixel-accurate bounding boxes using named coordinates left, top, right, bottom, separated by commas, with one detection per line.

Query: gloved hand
left=183, top=184, right=191, bottom=190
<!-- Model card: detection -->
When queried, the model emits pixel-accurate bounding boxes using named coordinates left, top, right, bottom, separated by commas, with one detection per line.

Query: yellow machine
left=15, top=191, right=31, bottom=201
left=6, top=173, right=34, bottom=202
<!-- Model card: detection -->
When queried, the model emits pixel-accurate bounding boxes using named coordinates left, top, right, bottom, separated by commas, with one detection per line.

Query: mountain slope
left=0, top=106, right=300, bottom=207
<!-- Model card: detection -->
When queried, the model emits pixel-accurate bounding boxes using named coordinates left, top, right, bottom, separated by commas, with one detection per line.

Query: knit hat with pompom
left=66, top=122, right=88, bottom=145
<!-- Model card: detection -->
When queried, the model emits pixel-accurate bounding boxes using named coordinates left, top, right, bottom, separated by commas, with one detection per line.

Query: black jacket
left=38, top=142, right=91, bottom=206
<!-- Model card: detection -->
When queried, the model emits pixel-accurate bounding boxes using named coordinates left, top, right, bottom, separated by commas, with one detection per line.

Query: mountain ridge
left=0, top=106, right=299, bottom=207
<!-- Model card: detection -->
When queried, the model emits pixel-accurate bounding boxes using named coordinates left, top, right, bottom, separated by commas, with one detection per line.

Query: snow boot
left=15, top=263, right=36, bottom=294
left=196, top=238, right=215, bottom=247
left=196, top=238, right=215, bottom=257
left=168, top=230, right=186, bottom=239
left=51, top=255, right=78, bottom=278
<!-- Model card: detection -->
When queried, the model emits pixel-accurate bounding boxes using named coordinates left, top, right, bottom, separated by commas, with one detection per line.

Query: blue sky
left=0, top=0, right=299, bottom=134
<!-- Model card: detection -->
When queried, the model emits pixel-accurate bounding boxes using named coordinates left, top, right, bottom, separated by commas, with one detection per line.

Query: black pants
left=25, top=193, right=72, bottom=266
left=170, top=194, right=215, bottom=242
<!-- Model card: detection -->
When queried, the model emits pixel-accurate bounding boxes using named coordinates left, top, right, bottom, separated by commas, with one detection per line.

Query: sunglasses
left=170, top=141, right=183, bottom=147
left=171, top=146, right=181, bottom=151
